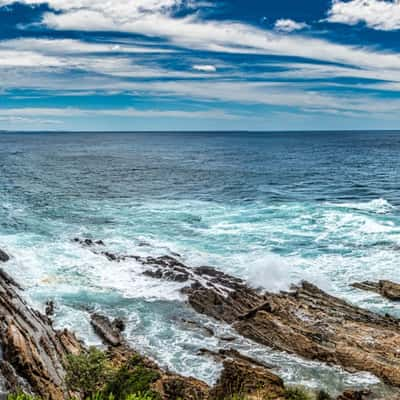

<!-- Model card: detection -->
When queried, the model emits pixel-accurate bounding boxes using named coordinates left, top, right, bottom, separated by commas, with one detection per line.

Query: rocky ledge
left=0, top=250, right=83, bottom=399
left=352, top=280, right=400, bottom=301
left=90, top=312, right=286, bottom=400
left=75, top=239, right=400, bottom=390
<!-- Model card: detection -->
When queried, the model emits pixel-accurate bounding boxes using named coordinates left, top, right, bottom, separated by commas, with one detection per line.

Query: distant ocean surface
left=1, top=131, right=400, bottom=395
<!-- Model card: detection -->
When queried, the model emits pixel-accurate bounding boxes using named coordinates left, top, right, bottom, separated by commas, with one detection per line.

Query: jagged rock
left=210, top=358, right=285, bottom=400
left=0, top=249, right=9, bottom=263
left=180, top=318, right=214, bottom=337
left=0, top=360, right=31, bottom=393
left=0, top=269, right=23, bottom=290
left=198, top=348, right=276, bottom=370
left=45, top=300, right=55, bottom=317
left=90, top=313, right=125, bottom=347
left=0, top=268, right=83, bottom=399
left=352, top=280, right=400, bottom=301
left=142, top=256, right=190, bottom=282
left=153, top=375, right=210, bottom=400
left=336, top=389, right=372, bottom=400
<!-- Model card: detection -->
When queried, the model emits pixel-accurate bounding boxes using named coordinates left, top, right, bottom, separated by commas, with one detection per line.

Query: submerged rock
left=0, top=268, right=83, bottom=399
left=352, top=280, right=400, bottom=301
left=0, top=249, right=9, bottom=263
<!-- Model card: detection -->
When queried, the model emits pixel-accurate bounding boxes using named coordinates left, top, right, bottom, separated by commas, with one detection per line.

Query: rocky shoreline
left=1, top=241, right=400, bottom=399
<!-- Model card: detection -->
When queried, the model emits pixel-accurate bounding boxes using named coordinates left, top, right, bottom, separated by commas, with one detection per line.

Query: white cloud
left=0, top=49, right=62, bottom=67
left=274, top=19, right=308, bottom=32
left=327, top=0, right=400, bottom=31
left=1, top=38, right=175, bottom=54
left=0, top=1, right=400, bottom=120
left=1, top=0, right=400, bottom=71
left=0, top=38, right=207, bottom=79
left=192, top=64, right=216, bottom=72
left=0, top=107, right=239, bottom=119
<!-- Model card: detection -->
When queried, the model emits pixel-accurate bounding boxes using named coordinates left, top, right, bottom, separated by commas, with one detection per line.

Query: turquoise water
left=1, top=131, right=400, bottom=395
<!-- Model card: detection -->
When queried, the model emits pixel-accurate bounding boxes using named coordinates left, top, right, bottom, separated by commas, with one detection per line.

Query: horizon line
left=1, top=129, right=400, bottom=134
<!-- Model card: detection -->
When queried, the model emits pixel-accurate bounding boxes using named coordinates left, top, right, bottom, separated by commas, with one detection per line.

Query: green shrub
left=65, top=347, right=114, bottom=398
left=104, top=356, right=160, bottom=400
left=83, top=393, right=115, bottom=400
left=125, top=393, right=155, bottom=400
left=7, top=394, right=40, bottom=400
left=284, top=386, right=314, bottom=400
left=316, top=390, right=332, bottom=400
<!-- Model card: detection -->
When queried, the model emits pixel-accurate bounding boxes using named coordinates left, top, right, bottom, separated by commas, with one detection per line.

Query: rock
left=153, top=375, right=210, bottom=400
left=0, top=249, right=9, bottom=263
left=141, top=256, right=190, bottom=282
left=0, top=268, right=83, bottom=399
left=210, top=358, right=285, bottom=400
left=233, top=282, right=400, bottom=387
left=336, top=389, right=372, bottom=400
left=352, top=280, right=400, bottom=301
left=90, top=313, right=125, bottom=347
left=45, top=300, right=55, bottom=317
left=0, top=269, right=23, bottom=290
left=180, top=318, right=214, bottom=337
left=0, top=360, right=31, bottom=393
left=199, top=348, right=276, bottom=370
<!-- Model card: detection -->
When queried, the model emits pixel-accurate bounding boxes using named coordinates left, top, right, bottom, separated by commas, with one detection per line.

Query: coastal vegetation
left=6, top=348, right=329, bottom=400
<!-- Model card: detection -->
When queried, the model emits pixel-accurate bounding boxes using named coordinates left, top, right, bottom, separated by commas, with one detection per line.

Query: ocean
left=1, top=131, right=400, bottom=395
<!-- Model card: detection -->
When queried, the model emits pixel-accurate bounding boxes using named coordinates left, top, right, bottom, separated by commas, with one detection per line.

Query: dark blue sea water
left=1, top=131, right=400, bottom=395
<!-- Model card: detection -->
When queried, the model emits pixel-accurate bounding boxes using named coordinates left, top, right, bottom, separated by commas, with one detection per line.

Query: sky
left=1, top=0, right=400, bottom=131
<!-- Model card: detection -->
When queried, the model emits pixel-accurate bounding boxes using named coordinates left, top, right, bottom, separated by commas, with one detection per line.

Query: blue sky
left=1, top=0, right=400, bottom=131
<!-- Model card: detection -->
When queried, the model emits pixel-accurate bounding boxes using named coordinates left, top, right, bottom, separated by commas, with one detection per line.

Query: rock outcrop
left=336, top=389, right=372, bottom=400
left=352, top=280, right=400, bottom=301
left=90, top=313, right=211, bottom=400
left=91, top=313, right=286, bottom=400
left=0, top=267, right=83, bottom=399
left=76, top=239, right=400, bottom=392
left=91, top=313, right=125, bottom=347
left=210, top=358, right=285, bottom=400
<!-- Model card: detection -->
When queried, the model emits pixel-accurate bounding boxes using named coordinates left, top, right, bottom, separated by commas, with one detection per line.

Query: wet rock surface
left=352, top=280, right=400, bottom=301
left=91, top=313, right=125, bottom=347
left=0, top=267, right=83, bottom=399
left=0, top=249, right=9, bottom=263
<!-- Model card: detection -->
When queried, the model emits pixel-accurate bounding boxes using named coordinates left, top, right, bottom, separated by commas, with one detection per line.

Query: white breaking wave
left=246, top=253, right=293, bottom=292
left=333, top=198, right=395, bottom=214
